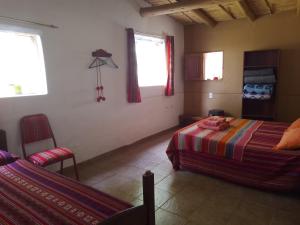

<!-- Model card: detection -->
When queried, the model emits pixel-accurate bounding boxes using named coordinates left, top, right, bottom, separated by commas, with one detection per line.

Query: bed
left=166, top=118, right=300, bottom=192
left=0, top=149, right=155, bottom=225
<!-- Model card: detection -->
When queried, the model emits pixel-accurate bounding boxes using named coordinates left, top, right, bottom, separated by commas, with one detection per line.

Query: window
left=134, top=34, right=167, bottom=87
left=0, top=29, right=47, bottom=98
left=203, top=51, right=223, bottom=80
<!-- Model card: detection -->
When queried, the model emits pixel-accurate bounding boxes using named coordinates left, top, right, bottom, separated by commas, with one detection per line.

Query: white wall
left=0, top=0, right=184, bottom=164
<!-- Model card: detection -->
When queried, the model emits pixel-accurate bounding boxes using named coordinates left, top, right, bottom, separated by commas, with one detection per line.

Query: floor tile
left=63, top=128, right=300, bottom=225
left=138, top=187, right=174, bottom=208
left=93, top=175, right=142, bottom=202
left=156, top=208, right=188, bottom=225
left=227, top=201, right=273, bottom=225
left=161, top=184, right=212, bottom=217
left=156, top=172, right=192, bottom=194
left=270, top=193, right=300, bottom=213
left=270, top=209, right=300, bottom=225
left=188, top=192, right=240, bottom=225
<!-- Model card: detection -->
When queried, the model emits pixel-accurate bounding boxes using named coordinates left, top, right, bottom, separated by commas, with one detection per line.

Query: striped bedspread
left=167, top=120, right=300, bottom=191
left=0, top=160, right=132, bottom=225
left=177, top=118, right=263, bottom=161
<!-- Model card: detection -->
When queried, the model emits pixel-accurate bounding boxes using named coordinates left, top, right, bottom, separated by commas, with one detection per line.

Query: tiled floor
left=64, top=129, right=300, bottom=225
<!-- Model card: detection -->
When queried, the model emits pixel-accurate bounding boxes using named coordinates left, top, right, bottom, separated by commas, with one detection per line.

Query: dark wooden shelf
left=242, top=49, right=279, bottom=121
left=243, top=98, right=274, bottom=102
left=244, top=65, right=277, bottom=69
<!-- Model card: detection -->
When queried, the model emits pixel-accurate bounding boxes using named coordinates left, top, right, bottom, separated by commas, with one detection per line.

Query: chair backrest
left=20, top=114, right=57, bottom=158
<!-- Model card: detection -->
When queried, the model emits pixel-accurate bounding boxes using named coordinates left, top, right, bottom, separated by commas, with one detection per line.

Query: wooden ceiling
left=142, top=0, right=299, bottom=27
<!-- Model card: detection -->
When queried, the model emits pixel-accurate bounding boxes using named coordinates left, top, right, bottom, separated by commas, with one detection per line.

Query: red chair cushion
left=27, top=147, right=74, bottom=167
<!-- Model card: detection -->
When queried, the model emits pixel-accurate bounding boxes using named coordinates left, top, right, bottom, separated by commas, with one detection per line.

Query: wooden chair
left=20, top=114, right=79, bottom=180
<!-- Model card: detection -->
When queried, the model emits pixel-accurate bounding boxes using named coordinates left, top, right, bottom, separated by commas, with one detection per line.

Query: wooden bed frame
left=99, top=170, right=155, bottom=225
left=0, top=129, right=155, bottom=225
left=0, top=129, right=7, bottom=151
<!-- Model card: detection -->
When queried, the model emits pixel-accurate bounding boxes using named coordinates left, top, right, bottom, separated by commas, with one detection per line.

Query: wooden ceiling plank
left=297, top=0, right=300, bottom=15
left=264, top=0, right=273, bottom=14
left=192, top=9, right=217, bottom=27
left=181, top=12, right=195, bottom=23
left=217, top=4, right=236, bottom=19
left=140, top=0, right=237, bottom=17
left=236, top=0, right=256, bottom=21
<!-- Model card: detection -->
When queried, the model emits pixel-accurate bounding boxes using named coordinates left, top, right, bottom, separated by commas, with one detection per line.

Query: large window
left=203, top=51, right=223, bottom=80
left=0, top=29, right=47, bottom=98
left=134, top=34, right=167, bottom=87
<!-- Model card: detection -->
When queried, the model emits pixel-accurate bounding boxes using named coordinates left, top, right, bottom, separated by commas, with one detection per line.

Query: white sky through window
left=135, top=34, right=167, bottom=87
left=204, top=51, right=223, bottom=80
left=0, top=30, right=47, bottom=98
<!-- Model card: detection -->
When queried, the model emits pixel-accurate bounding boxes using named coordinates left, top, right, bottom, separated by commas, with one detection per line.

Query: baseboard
left=62, top=125, right=179, bottom=173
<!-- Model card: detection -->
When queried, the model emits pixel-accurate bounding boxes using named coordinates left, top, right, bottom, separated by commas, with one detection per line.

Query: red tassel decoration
left=95, top=63, right=105, bottom=103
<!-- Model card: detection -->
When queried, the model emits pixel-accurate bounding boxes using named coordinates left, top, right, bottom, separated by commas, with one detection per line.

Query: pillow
left=273, top=128, right=300, bottom=151
left=287, top=118, right=300, bottom=131
left=0, top=150, right=19, bottom=166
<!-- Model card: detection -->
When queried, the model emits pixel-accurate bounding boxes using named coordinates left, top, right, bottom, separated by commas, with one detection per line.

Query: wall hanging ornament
left=89, top=49, right=118, bottom=103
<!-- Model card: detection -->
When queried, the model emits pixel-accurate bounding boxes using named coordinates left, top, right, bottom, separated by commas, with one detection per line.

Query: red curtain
left=165, top=35, right=175, bottom=96
left=126, top=28, right=141, bottom=103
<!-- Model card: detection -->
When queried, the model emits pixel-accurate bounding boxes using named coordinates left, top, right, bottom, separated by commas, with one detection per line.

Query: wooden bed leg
left=0, top=129, right=8, bottom=151
left=60, top=160, right=64, bottom=174
left=73, top=156, right=80, bottom=181
left=97, top=171, right=155, bottom=225
left=143, top=171, right=155, bottom=225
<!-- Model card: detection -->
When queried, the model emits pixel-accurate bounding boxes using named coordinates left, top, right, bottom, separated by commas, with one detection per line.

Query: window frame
left=0, top=24, right=48, bottom=98
left=134, top=32, right=168, bottom=87
left=203, top=51, right=224, bottom=81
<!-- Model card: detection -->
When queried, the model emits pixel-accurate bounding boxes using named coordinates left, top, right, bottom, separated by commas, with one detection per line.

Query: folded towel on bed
left=198, top=121, right=229, bottom=131
left=207, top=116, right=226, bottom=122
left=198, top=117, right=229, bottom=131
left=203, top=120, right=222, bottom=127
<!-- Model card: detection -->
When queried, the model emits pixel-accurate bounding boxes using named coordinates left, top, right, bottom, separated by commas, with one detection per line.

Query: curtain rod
left=0, top=16, right=59, bottom=29
left=135, top=31, right=165, bottom=39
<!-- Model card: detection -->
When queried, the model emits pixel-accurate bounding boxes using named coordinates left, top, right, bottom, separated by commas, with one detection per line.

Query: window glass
left=203, top=51, right=223, bottom=80
left=0, top=30, right=47, bottom=98
left=135, top=34, right=167, bottom=87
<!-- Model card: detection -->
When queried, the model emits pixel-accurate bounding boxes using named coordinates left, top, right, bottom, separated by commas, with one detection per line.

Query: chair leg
left=60, top=160, right=64, bottom=175
left=72, top=156, right=79, bottom=181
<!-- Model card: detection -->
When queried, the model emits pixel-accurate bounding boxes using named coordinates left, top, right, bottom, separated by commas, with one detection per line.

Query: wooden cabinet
left=184, top=54, right=203, bottom=80
left=242, top=50, right=280, bottom=121
left=243, top=50, right=279, bottom=68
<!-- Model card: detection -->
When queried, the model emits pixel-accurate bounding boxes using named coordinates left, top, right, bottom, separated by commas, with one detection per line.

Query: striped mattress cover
left=167, top=120, right=300, bottom=191
left=0, top=159, right=132, bottom=225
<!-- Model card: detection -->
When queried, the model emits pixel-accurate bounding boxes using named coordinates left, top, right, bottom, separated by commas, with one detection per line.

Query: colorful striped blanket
left=166, top=121, right=300, bottom=191
left=0, top=160, right=132, bottom=225
left=177, top=118, right=263, bottom=161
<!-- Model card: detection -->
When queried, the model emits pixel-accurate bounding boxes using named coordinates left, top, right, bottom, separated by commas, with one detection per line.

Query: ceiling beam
left=264, top=0, right=273, bottom=14
left=217, top=4, right=236, bottom=19
left=175, top=0, right=217, bottom=28
left=236, top=0, right=256, bottom=21
left=192, top=9, right=217, bottom=27
left=140, top=0, right=237, bottom=17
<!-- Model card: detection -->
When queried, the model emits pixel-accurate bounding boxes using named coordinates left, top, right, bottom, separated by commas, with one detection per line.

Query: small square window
left=0, top=29, right=48, bottom=98
left=203, top=51, right=223, bottom=80
left=134, top=34, right=167, bottom=87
